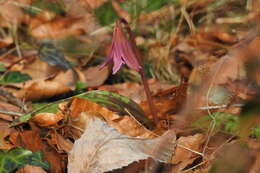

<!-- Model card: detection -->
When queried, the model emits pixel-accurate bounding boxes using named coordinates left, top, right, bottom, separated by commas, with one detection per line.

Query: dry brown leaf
left=0, top=0, right=29, bottom=26
left=11, top=59, right=59, bottom=80
left=30, top=17, right=85, bottom=39
left=0, top=36, right=13, bottom=48
left=141, top=84, right=187, bottom=119
left=10, top=125, right=65, bottom=173
left=211, top=142, right=252, bottom=173
left=0, top=121, right=14, bottom=149
left=70, top=98, right=154, bottom=138
left=55, top=133, right=73, bottom=153
left=14, top=79, right=71, bottom=101
left=175, top=28, right=260, bottom=129
left=171, top=134, right=204, bottom=172
left=83, top=65, right=109, bottom=87
left=99, top=79, right=173, bottom=103
left=84, top=0, right=108, bottom=9
left=44, top=132, right=73, bottom=153
left=11, top=57, right=79, bottom=89
left=68, top=115, right=176, bottom=173
left=16, top=165, right=47, bottom=173
left=0, top=101, right=21, bottom=121
left=32, top=112, right=64, bottom=127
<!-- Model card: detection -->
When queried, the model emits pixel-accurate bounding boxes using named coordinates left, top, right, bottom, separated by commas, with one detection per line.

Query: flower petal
left=122, top=41, right=141, bottom=72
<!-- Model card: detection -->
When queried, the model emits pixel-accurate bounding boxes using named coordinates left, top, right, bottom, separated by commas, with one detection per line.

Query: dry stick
left=0, top=110, right=23, bottom=117
left=203, top=57, right=227, bottom=155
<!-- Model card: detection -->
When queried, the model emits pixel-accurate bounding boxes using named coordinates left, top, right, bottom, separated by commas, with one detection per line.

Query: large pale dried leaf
left=68, top=116, right=176, bottom=173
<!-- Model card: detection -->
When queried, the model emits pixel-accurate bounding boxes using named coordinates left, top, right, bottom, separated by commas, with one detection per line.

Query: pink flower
left=100, top=20, right=142, bottom=74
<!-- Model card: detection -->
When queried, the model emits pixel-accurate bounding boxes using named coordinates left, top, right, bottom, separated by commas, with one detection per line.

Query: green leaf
left=0, top=63, right=6, bottom=72
left=75, top=81, right=88, bottom=92
left=32, top=103, right=59, bottom=114
left=0, top=71, right=31, bottom=84
left=11, top=102, right=59, bottom=126
left=79, top=90, right=155, bottom=129
left=94, top=2, right=118, bottom=26
left=0, top=147, right=49, bottom=173
left=251, top=125, right=260, bottom=138
left=24, top=0, right=65, bottom=15
left=192, top=112, right=239, bottom=134
left=38, top=41, right=72, bottom=70
left=30, top=151, right=49, bottom=170
left=145, top=0, right=173, bottom=12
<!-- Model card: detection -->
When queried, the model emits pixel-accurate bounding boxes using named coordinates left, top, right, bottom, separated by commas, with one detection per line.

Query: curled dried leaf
left=32, top=112, right=64, bottom=127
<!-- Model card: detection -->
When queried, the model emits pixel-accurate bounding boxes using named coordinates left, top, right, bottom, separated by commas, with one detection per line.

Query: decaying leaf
left=30, top=17, right=85, bottom=39
left=16, top=165, right=47, bottom=173
left=83, top=65, right=109, bottom=87
left=32, top=112, right=64, bottom=127
left=14, top=79, right=71, bottom=101
left=171, top=134, right=204, bottom=172
left=10, top=126, right=65, bottom=173
left=68, top=115, right=176, bottom=173
left=80, top=90, right=154, bottom=129
left=70, top=98, right=155, bottom=137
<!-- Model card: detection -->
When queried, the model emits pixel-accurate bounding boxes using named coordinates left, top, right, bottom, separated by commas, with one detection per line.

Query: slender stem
left=120, top=18, right=158, bottom=123
left=140, top=69, right=158, bottom=123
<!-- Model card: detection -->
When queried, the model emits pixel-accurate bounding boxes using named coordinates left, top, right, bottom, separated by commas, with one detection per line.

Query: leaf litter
left=0, top=0, right=259, bottom=172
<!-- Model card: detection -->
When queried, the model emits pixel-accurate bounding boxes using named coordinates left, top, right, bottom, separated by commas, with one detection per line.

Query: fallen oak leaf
left=68, top=115, right=176, bottom=173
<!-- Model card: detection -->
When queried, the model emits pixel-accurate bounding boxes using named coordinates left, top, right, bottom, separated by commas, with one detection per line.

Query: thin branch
left=0, top=109, right=23, bottom=117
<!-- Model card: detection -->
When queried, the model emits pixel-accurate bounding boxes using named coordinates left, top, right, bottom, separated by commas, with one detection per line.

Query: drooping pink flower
left=100, top=20, right=142, bottom=74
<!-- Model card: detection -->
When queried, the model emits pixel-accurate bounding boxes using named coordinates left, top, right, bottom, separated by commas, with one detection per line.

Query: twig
left=177, top=143, right=204, bottom=157
left=0, top=109, right=23, bottom=117
left=203, top=57, right=227, bottom=155
left=0, top=89, right=27, bottom=111
left=181, top=6, right=196, bottom=35
left=197, top=104, right=244, bottom=110
left=0, top=47, right=16, bottom=60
